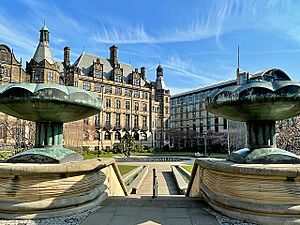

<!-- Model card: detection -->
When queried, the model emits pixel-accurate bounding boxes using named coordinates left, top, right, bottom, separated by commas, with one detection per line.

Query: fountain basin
left=206, top=81, right=300, bottom=121
left=0, top=83, right=101, bottom=122
left=7, top=146, right=83, bottom=163
left=187, top=158, right=300, bottom=225
left=0, top=158, right=127, bottom=219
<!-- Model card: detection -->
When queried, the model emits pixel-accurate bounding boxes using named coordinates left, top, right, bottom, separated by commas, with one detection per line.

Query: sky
left=1, top=0, right=300, bottom=94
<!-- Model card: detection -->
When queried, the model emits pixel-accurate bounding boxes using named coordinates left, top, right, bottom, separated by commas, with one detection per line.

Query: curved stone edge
left=0, top=183, right=107, bottom=212
left=0, top=190, right=108, bottom=220
left=0, top=158, right=114, bottom=175
left=202, top=191, right=300, bottom=225
left=194, top=158, right=300, bottom=177
left=186, top=158, right=300, bottom=224
left=0, top=158, right=128, bottom=219
left=201, top=183, right=300, bottom=215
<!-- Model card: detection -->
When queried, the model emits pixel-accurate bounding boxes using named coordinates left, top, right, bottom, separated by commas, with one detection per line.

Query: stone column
left=35, top=122, right=63, bottom=147
left=247, top=120, right=276, bottom=150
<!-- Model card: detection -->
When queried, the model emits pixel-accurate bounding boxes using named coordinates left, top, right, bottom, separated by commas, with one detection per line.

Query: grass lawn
left=131, top=152, right=196, bottom=156
left=83, top=152, right=123, bottom=159
left=117, top=165, right=139, bottom=176
left=82, top=151, right=228, bottom=159
left=181, top=165, right=193, bottom=173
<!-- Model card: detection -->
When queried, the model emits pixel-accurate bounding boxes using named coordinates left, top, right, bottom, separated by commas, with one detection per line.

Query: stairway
left=137, top=165, right=180, bottom=196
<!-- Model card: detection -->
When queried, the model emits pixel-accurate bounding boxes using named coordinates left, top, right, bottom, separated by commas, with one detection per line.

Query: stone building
left=170, top=80, right=234, bottom=150
left=0, top=24, right=170, bottom=150
left=62, top=45, right=170, bottom=150
left=0, top=44, right=33, bottom=148
left=170, top=67, right=290, bottom=151
left=26, top=24, right=62, bottom=84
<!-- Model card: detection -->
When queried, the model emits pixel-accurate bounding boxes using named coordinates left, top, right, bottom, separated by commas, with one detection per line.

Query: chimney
left=64, top=46, right=70, bottom=66
left=141, top=67, right=146, bottom=80
left=109, top=45, right=118, bottom=67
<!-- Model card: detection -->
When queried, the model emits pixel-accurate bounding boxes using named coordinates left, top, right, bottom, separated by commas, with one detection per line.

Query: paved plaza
left=81, top=162, right=219, bottom=225
left=80, top=196, right=219, bottom=225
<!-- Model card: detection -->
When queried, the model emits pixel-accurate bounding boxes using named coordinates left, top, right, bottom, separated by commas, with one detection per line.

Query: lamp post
left=97, top=130, right=100, bottom=158
left=203, top=132, right=207, bottom=157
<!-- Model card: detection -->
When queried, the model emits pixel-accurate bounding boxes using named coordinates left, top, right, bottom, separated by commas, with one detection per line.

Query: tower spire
left=237, top=45, right=240, bottom=70
left=32, top=23, right=54, bottom=64
left=39, top=21, right=49, bottom=43
left=236, top=46, right=240, bottom=79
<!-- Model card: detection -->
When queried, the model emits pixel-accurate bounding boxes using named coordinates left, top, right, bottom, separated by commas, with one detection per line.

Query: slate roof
left=72, top=53, right=135, bottom=83
left=32, top=42, right=55, bottom=64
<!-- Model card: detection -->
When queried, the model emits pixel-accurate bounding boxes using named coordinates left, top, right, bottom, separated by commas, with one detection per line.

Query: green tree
left=121, top=133, right=135, bottom=156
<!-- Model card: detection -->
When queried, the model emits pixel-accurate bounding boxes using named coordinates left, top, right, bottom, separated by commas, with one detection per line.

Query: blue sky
left=1, top=0, right=300, bottom=94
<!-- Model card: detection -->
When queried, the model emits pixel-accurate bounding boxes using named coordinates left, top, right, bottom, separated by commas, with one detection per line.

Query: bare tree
left=64, top=118, right=96, bottom=149
left=0, top=114, right=35, bottom=150
left=205, top=130, right=228, bottom=154
left=277, top=117, right=300, bottom=155
left=228, top=120, right=247, bottom=153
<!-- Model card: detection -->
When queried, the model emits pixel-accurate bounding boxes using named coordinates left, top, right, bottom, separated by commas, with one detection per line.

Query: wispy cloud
left=91, top=1, right=237, bottom=45
left=0, top=9, right=36, bottom=54
left=91, top=0, right=293, bottom=47
left=168, top=86, right=191, bottom=95
left=163, top=54, right=224, bottom=84
left=52, top=37, right=66, bottom=45
left=92, top=24, right=154, bottom=44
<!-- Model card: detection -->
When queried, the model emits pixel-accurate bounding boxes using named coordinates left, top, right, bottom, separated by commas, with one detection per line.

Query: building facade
left=170, top=80, right=235, bottom=150
left=0, top=24, right=170, bottom=150
left=170, top=67, right=290, bottom=151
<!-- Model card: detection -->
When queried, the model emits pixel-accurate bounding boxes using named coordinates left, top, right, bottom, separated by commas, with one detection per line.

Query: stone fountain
left=187, top=69, right=300, bottom=225
left=0, top=83, right=127, bottom=219
left=206, top=70, right=300, bottom=163
left=0, top=83, right=101, bottom=163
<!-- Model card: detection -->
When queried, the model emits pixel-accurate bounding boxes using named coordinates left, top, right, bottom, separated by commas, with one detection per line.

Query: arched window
left=133, top=132, right=139, bottom=141
left=115, top=131, right=121, bottom=141
left=104, top=131, right=111, bottom=140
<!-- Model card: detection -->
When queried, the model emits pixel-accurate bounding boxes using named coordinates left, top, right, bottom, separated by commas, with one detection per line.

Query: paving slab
left=80, top=196, right=219, bottom=225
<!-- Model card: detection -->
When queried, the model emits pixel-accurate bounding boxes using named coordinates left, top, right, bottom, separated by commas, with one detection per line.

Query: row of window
left=173, top=118, right=227, bottom=132
left=0, top=67, right=11, bottom=78
left=82, top=81, right=149, bottom=99
left=102, top=131, right=147, bottom=141
left=172, top=103, right=205, bottom=113
left=91, top=113, right=148, bottom=129
left=105, top=99, right=148, bottom=111
left=171, top=90, right=214, bottom=107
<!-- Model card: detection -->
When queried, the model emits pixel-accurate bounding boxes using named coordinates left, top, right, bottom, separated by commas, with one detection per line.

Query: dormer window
left=133, top=78, right=140, bottom=86
left=132, top=70, right=140, bottom=86
left=93, top=58, right=103, bottom=78
left=95, top=70, right=102, bottom=78
left=113, top=66, right=123, bottom=82
left=115, top=75, right=122, bottom=82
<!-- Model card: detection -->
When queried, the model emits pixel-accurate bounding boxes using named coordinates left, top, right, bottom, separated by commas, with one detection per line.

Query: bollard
left=152, top=168, right=158, bottom=198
